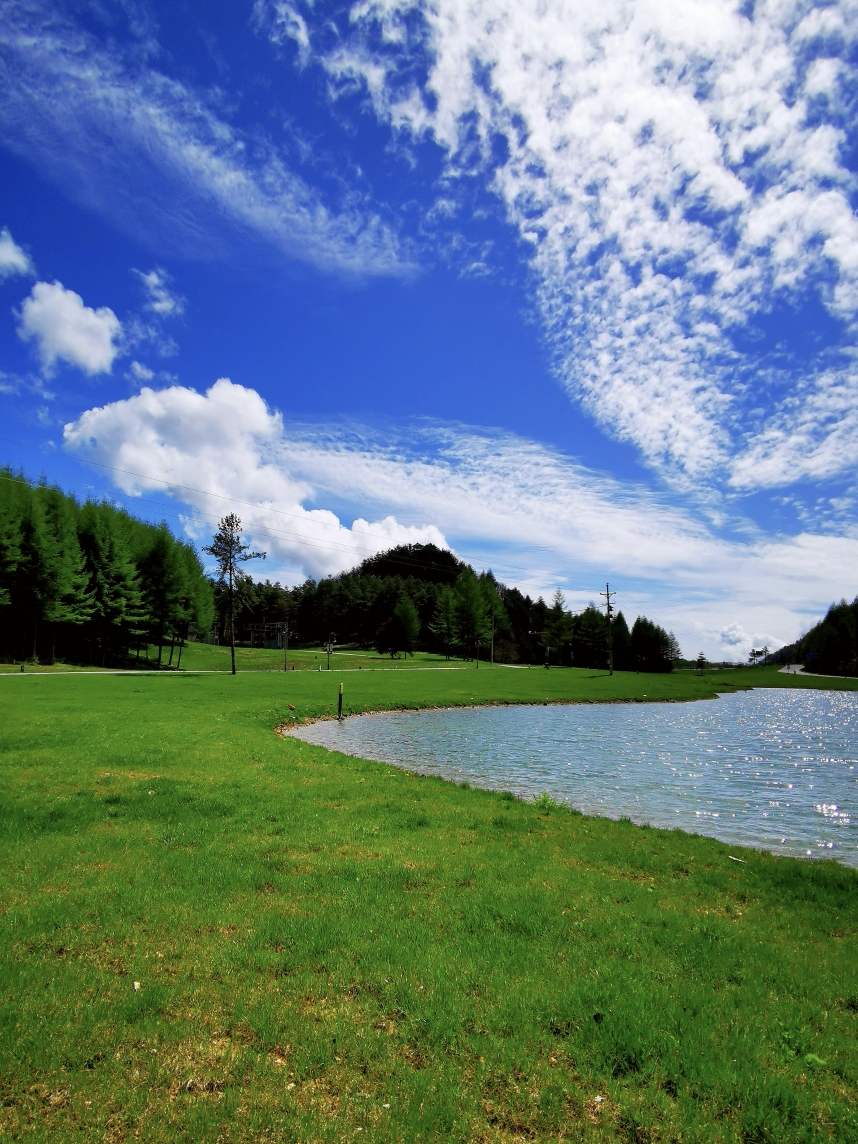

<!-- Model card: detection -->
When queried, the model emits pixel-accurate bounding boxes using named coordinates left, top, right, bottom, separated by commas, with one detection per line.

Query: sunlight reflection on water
left=289, top=688, right=858, bottom=864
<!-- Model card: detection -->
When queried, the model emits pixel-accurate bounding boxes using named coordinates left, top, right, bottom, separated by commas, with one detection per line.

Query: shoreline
left=273, top=691, right=727, bottom=735
left=278, top=688, right=858, bottom=869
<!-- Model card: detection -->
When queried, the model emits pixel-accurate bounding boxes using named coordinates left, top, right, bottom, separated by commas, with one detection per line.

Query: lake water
left=288, top=688, right=858, bottom=865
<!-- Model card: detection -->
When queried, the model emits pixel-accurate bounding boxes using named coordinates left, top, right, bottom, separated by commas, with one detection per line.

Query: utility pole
left=600, top=582, right=616, bottom=676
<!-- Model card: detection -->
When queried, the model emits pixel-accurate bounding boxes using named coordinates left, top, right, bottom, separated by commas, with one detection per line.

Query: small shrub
left=533, top=791, right=562, bottom=812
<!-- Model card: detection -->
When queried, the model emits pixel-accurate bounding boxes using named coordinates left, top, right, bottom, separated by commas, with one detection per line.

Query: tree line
left=0, top=474, right=681, bottom=672
left=0, top=470, right=213, bottom=665
left=776, top=597, right=858, bottom=676
left=219, top=538, right=681, bottom=671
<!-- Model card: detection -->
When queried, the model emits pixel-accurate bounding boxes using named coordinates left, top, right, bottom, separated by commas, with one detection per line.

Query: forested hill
left=0, top=469, right=213, bottom=666
left=778, top=597, right=858, bottom=676
left=352, top=543, right=464, bottom=584
left=230, top=542, right=681, bottom=670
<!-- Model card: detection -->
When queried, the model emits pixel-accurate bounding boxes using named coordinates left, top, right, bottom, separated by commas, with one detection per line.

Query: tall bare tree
left=204, top=514, right=265, bottom=675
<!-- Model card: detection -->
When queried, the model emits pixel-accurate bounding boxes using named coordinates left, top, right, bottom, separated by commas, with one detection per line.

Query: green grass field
left=1, top=665, right=857, bottom=1142
left=0, top=643, right=474, bottom=674
left=176, top=643, right=471, bottom=674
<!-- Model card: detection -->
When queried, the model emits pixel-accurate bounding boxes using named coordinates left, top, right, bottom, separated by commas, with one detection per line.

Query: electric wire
left=1, top=473, right=605, bottom=590
left=0, top=438, right=605, bottom=590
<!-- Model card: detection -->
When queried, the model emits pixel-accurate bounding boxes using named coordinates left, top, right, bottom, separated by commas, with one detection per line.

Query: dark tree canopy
left=798, top=598, right=858, bottom=676
left=354, top=543, right=464, bottom=584
left=0, top=469, right=213, bottom=666
left=1, top=475, right=689, bottom=673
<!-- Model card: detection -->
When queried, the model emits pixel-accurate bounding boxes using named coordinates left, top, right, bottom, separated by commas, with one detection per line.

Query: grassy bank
left=1, top=668, right=857, bottom=1142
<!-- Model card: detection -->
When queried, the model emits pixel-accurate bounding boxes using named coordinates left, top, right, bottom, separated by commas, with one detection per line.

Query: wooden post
left=337, top=682, right=343, bottom=720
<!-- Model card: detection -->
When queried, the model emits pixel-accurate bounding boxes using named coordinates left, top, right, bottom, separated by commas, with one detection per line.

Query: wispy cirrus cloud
left=63, top=378, right=858, bottom=661
left=258, top=0, right=858, bottom=490
left=0, top=1, right=409, bottom=277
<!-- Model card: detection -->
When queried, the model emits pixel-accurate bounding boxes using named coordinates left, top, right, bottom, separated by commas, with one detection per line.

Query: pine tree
left=15, top=489, right=58, bottom=661
left=0, top=498, right=22, bottom=613
left=377, top=594, right=420, bottom=657
left=78, top=503, right=145, bottom=665
left=611, top=611, right=632, bottom=671
left=454, top=570, right=491, bottom=660
left=139, top=526, right=185, bottom=667
left=173, top=543, right=214, bottom=668
left=546, top=589, right=574, bottom=665
left=630, top=616, right=675, bottom=673
left=479, top=574, right=510, bottom=663
left=429, top=585, right=457, bottom=660
left=39, top=488, right=94, bottom=662
left=573, top=605, right=609, bottom=669
left=204, top=514, right=265, bottom=675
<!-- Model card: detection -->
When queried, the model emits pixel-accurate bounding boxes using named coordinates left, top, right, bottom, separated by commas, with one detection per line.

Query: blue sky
left=2, top=0, right=858, bottom=659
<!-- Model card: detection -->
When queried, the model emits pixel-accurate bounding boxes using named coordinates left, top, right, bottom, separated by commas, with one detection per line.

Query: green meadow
left=1, top=664, right=857, bottom=1142
left=0, top=644, right=472, bottom=675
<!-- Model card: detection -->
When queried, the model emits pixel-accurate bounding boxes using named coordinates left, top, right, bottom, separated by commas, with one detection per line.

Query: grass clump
left=0, top=667, right=856, bottom=1141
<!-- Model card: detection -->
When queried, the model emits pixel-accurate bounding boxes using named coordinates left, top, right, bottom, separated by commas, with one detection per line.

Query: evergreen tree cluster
left=784, top=597, right=858, bottom=676
left=0, top=471, right=213, bottom=666
left=228, top=542, right=682, bottom=670
left=0, top=471, right=683, bottom=672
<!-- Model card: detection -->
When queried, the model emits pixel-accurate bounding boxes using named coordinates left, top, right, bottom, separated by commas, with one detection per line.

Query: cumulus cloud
left=0, top=226, right=33, bottom=278
left=261, top=0, right=858, bottom=488
left=63, top=378, right=858, bottom=658
left=720, top=623, right=750, bottom=649
left=18, top=281, right=121, bottom=375
left=63, top=378, right=446, bottom=581
left=0, top=2, right=409, bottom=277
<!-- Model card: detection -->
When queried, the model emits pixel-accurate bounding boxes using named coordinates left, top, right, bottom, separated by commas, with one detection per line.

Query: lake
left=288, top=687, right=858, bottom=865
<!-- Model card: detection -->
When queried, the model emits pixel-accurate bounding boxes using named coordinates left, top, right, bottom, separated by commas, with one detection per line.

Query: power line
left=0, top=432, right=427, bottom=545
left=1, top=471, right=605, bottom=594
left=0, top=437, right=602, bottom=587
left=614, top=588, right=683, bottom=650
left=0, top=471, right=458, bottom=569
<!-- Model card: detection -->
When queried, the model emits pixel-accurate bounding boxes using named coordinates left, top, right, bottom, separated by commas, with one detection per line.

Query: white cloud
left=0, top=226, right=33, bottom=278
left=0, top=2, right=409, bottom=277
left=18, top=281, right=122, bottom=376
left=63, top=379, right=446, bottom=581
left=63, top=378, right=858, bottom=659
left=265, top=0, right=858, bottom=488
left=127, top=361, right=155, bottom=383
left=729, top=358, right=858, bottom=488
left=134, top=269, right=185, bottom=317
left=720, top=623, right=750, bottom=649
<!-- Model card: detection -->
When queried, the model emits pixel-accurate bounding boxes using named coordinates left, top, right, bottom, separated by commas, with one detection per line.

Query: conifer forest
left=0, top=470, right=681, bottom=669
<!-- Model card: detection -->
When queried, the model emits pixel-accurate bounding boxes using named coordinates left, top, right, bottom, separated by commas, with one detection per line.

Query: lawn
left=0, top=644, right=474, bottom=675
left=175, top=643, right=471, bottom=674
left=1, top=666, right=856, bottom=1142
